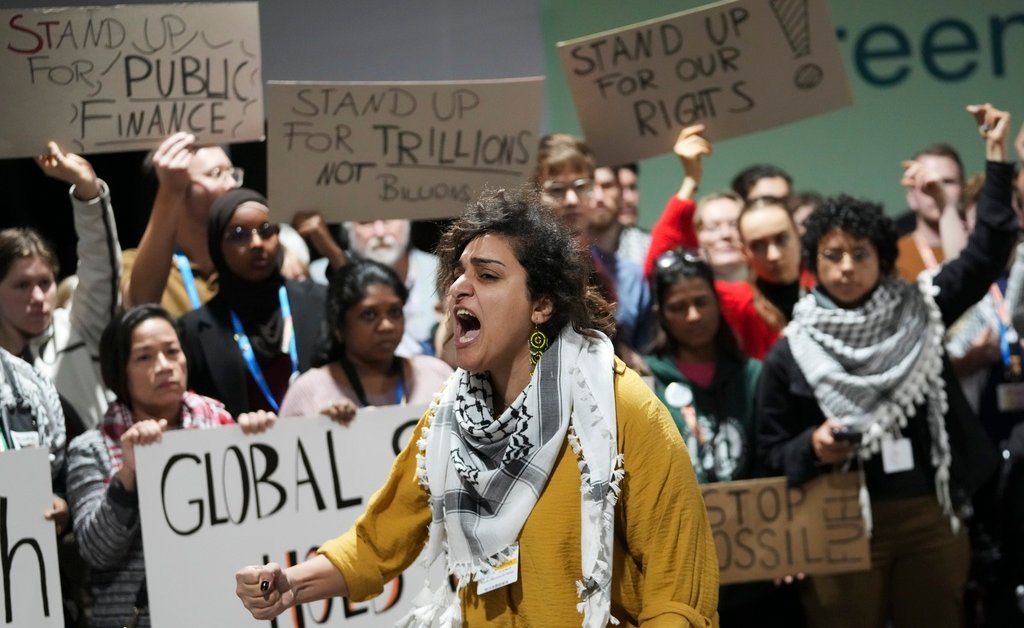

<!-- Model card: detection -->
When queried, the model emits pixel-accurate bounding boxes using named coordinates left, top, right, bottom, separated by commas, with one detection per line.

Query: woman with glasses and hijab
left=178, top=188, right=326, bottom=416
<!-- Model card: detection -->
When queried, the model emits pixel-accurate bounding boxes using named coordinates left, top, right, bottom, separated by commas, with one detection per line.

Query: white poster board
left=0, top=2, right=264, bottom=158
left=0, top=447, right=63, bottom=628
left=557, top=0, right=852, bottom=164
left=266, top=78, right=543, bottom=223
left=136, top=405, right=432, bottom=628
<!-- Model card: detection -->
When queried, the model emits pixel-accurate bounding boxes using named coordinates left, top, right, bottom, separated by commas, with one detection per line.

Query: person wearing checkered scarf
left=235, top=187, right=720, bottom=627
left=757, top=104, right=1017, bottom=628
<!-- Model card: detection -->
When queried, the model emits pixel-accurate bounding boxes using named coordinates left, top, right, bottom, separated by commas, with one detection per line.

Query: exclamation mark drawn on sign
left=769, top=0, right=824, bottom=90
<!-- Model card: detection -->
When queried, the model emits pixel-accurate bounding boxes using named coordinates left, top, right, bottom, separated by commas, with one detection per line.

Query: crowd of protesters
left=3, top=100, right=1024, bottom=627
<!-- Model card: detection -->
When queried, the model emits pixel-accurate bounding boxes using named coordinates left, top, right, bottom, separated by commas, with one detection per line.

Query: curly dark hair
left=648, top=249, right=742, bottom=360
left=100, top=304, right=181, bottom=407
left=317, top=260, right=409, bottom=365
left=435, top=186, right=615, bottom=340
left=801, top=195, right=899, bottom=276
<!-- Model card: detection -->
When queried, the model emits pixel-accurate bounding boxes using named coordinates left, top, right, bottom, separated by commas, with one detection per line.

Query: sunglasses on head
left=654, top=248, right=703, bottom=271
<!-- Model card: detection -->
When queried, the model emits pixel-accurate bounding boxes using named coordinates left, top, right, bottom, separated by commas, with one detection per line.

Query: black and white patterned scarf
left=400, top=327, right=622, bottom=628
left=787, top=275, right=954, bottom=534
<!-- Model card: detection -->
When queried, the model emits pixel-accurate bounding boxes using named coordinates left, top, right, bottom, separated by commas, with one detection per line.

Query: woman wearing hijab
left=757, top=104, right=1015, bottom=628
left=178, top=188, right=325, bottom=416
left=234, top=187, right=719, bottom=626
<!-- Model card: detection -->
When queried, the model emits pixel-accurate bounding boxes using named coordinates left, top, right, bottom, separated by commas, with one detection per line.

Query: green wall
left=542, top=0, right=1024, bottom=224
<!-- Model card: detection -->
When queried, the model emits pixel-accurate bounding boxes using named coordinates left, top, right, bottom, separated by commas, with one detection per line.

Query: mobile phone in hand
left=832, top=425, right=863, bottom=444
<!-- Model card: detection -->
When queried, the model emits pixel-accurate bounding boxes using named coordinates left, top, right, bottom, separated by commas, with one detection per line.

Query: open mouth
left=454, top=309, right=481, bottom=343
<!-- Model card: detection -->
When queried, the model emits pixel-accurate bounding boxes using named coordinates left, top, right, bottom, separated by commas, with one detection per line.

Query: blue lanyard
left=394, top=373, right=405, bottom=406
left=173, top=250, right=202, bottom=311
left=989, top=282, right=1019, bottom=368
left=229, top=286, right=298, bottom=412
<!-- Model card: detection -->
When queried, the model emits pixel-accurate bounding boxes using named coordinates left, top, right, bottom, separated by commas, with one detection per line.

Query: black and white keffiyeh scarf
left=398, top=327, right=623, bottom=628
left=787, top=275, right=955, bottom=535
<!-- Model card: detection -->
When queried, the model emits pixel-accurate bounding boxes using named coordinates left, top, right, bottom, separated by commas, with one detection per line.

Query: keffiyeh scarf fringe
left=787, top=275, right=957, bottom=536
left=403, top=328, right=621, bottom=627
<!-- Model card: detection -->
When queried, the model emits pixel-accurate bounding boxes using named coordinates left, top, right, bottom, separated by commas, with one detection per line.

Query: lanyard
left=173, top=250, right=203, bottom=311
left=338, top=355, right=406, bottom=407
left=988, top=283, right=1020, bottom=367
left=229, top=286, right=298, bottom=412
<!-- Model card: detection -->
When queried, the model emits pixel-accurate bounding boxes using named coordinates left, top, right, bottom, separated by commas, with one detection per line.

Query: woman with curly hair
left=235, top=186, right=719, bottom=627
left=757, top=103, right=1016, bottom=628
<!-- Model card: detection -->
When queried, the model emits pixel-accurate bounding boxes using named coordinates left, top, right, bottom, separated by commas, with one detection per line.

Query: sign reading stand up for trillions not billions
left=0, top=2, right=264, bottom=158
left=557, top=0, right=852, bottom=165
left=266, top=78, right=543, bottom=223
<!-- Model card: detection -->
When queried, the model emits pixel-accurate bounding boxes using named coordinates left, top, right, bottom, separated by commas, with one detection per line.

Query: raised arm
left=934, top=104, right=1017, bottom=325
left=900, top=157, right=968, bottom=261
left=123, top=132, right=196, bottom=307
left=643, top=125, right=711, bottom=278
left=35, top=142, right=122, bottom=351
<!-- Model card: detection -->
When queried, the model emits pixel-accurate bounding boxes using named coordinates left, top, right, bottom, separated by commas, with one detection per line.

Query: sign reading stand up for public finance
left=266, top=78, right=544, bottom=223
left=0, top=2, right=264, bottom=158
left=136, top=406, right=435, bottom=628
left=0, top=447, right=63, bottom=628
left=557, top=0, right=852, bottom=165
left=702, top=472, right=870, bottom=585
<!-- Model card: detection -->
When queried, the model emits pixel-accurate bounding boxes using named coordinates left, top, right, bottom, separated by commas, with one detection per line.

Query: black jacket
left=179, top=279, right=326, bottom=417
left=757, top=160, right=1017, bottom=507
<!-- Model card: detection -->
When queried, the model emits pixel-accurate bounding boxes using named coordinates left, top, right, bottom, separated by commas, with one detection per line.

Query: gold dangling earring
left=529, top=327, right=549, bottom=366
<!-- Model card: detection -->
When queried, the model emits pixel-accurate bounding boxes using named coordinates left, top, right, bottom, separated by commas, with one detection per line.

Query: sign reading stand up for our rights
left=0, top=2, right=264, bottom=158
left=557, top=0, right=852, bottom=165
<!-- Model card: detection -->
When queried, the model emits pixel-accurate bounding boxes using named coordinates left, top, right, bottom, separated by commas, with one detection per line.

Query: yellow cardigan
left=319, top=360, right=720, bottom=627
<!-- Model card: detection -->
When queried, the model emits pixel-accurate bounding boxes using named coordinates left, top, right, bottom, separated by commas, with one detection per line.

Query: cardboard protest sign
left=701, top=473, right=870, bottom=585
left=0, top=448, right=63, bottom=628
left=136, top=406, right=432, bottom=627
left=557, top=0, right=851, bottom=164
left=266, top=78, right=543, bottom=222
left=0, top=2, right=263, bottom=158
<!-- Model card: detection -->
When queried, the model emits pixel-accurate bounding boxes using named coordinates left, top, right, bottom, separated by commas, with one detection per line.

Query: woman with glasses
left=178, top=188, right=326, bottom=416
left=757, top=104, right=1015, bottom=628
left=694, top=192, right=748, bottom=282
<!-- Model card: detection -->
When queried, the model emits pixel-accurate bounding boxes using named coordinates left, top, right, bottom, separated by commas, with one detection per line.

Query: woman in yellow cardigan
left=236, top=187, right=719, bottom=627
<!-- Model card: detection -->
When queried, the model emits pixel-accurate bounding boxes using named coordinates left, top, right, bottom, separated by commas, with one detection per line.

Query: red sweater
left=645, top=195, right=779, bottom=359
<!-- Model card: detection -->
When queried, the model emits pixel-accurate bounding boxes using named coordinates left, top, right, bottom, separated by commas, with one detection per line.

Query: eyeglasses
left=541, top=178, right=594, bottom=202
left=224, top=222, right=279, bottom=245
left=204, top=166, right=245, bottom=187
left=818, top=246, right=875, bottom=264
